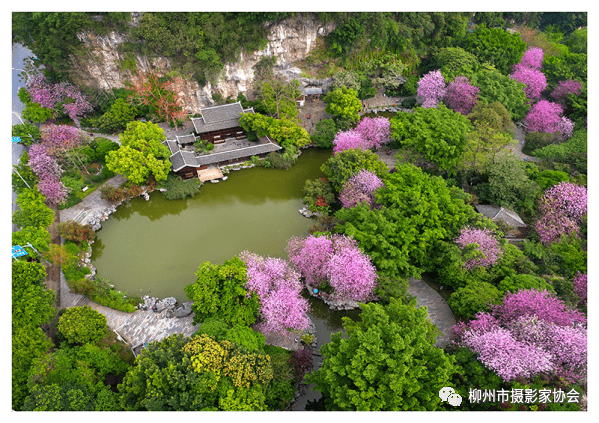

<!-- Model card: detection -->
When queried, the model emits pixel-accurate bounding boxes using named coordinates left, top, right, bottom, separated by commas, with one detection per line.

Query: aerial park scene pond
left=11, top=11, right=587, bottom=412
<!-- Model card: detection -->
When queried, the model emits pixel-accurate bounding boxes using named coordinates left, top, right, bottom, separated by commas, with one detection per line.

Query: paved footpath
left=407, top=278, right=456, bottom=348
left=70, top=295, right=199, bottom=348
left=60, top=174, right=127, bottom=224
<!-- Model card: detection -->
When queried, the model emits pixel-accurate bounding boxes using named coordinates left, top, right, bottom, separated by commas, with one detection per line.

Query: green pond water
left=91, top=148, right=334, bottom=301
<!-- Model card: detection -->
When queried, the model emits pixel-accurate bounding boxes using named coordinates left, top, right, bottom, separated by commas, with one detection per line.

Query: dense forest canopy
left=12, top=12, right=587, bottom=85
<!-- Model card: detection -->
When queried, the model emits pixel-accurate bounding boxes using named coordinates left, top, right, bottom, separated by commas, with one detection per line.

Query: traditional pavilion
left=475, top=205, right=528, bottom=239
left=164, top=102, right=282, bottom=179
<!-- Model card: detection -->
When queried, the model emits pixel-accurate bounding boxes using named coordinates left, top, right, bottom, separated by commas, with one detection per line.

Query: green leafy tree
left=331, top=70, right=361, bottom=92
left=255, top=78, right=301, bottom=121
left=335, top=164, right=480, bottom=279
left=106, top=121, right=171, bottom=184
left=303, top=178, right=336, bottom=213
left=12, top=261, right=56, bottom=410
left=564, top=28, right=587, bottom=54
left=97, top=98, right=138, bottom=131
left=185, top=257, right=260, bottom=327
left=479, top=152, right=540, bottom=213
left=447, top=281, right=503, bottom=319
left=23, top=383, right=98, bottom=411
left=12, top=226, right=51, bottom=259
left=460, top=102, right=516, bottom=173
left=27, top=344, right=130, bottom=403
left=532, top=129, right=586, bottom=174
left=12, top=121, right=41, bottom=146
left=12, top=152, right=38, bottom=195
left=12, top=188, right=55, bottom=229
left=390, top=104, right=472, bottom=171
left=533, top=170, right=570, bottom=190
left=21, top=101, right=54, bottom=124
left=321, top=148, right=388, bottom=192
left=305, top=299, right=456, bottom=410
left=311, top=118, right=337, bottom=148
left=119, top=334, right=208, bottom=411
left=323, top=87, right=362, bottom=123
left=463, top=26, right=527, bottom=75
left=239, top=112, right=311, bottom=149
left=432, top=47, right=480, bottom=79
left=469, top=69, right=530, bottom=120
left=497, top=274, right=555, bottom=294
left=543, top=52, right=587, bottom=88
left=223, top=325, right=266, bottom=352
left=57, top=306, right=107, bottom=345
left=326, top=17, right=365, bottom=55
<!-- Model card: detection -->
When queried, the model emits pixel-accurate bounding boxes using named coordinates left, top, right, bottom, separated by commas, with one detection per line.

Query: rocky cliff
left=70, top=14, right=335, bottom=113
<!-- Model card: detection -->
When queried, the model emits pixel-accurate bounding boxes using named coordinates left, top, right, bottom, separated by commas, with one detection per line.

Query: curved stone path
left=408, top=278, right=456, bottom=348
left=61, top=280, right=198, bottom=349
left=512, top=124, right=541, bottom=162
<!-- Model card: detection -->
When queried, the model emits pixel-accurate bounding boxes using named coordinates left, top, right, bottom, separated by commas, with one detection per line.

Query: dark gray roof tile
left=191, top=102, right=245, bottom=134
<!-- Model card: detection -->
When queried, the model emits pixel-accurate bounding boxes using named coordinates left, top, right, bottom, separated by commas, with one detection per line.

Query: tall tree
left=306, top=299, right=456, bottom=410
left=335, top=164, right=480, bottom=279
left=105, top=121, right=171, bottom=185
left=185, top=257, right=260, bottom=327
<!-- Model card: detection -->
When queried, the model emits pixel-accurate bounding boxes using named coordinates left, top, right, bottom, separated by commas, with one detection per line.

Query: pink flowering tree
left=41, top=124, right=86, bottom=153
left=573, top=272, right=587, bottom=307
left=492, top=289, right=586, bottom=327
left=286, top=235, right=334, bottom=287
left=535, top=182, right=587, bottom=245
left=286, top=234, right=378, bottom=302
left=28, top=144, right=69, bottom=204
left=550, top=80, right=583, bottom=105
left=339, top=169, right=385, bottom=210
left=525, top=100, right=574, bottom=139
left=417, top=69, right=447, bottom=108
left=508, top=315, right=587, bottom=381
left=354, top=117, right=391, bottom=150
left=26, top=75, right=92, bottom=123
left=460, top=326, right=554, bottom=381
left=327, top=244, right=378, bottom=301
left=443, top=76, right=480, bottom=115
left=509, top=47, right=547, bottom=100
left=332, top=130, right=369, bottom=155
left=239, top=251, right=310, bottom=334
left=519, top=47, right=545, bottom=70
left=455, top=226, right=503, bottom=270
left=454, top=289, right=587, bottom=382
left=510, top=65, right=547, bottom=100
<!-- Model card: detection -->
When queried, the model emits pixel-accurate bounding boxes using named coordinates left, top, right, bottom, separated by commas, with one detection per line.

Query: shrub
left=522, top=131, right=562, bottom=155
left=401, top=97, right=417, bottom=108
left=57, top=306, right=107, bottom=345
left=399, top=74, right=419, bottom=96
left=310, top=119, right=344, bottom=148
left=533, top=170, right=569, bottom=190
left=497, top=274, right=555, bottom=294
left=57, top=220, right=95, bottom=243
left=161, top=174, right=201, bottom=200
left=288, top=349, right=313, bottom=381
left=448, top=281, right=503, bottom=319
left=303, top=178, right=335, bottom=213
left=265, top=151, right=293, bottom=170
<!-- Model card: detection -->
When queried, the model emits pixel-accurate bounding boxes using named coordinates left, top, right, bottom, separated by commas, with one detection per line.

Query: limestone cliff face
left=70, top=15, right=335, bottom=113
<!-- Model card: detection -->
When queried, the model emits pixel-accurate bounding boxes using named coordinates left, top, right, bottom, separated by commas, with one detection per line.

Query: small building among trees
left=164, top=102, right=282, bottom=179
left=475, top=205, right=528, bottom=239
